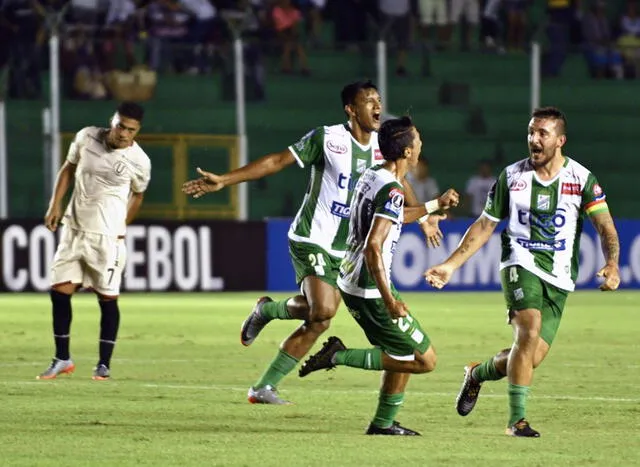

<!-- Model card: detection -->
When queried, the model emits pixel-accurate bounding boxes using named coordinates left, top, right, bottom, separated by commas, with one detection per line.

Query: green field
left=1, top=291, right=639, bottom=466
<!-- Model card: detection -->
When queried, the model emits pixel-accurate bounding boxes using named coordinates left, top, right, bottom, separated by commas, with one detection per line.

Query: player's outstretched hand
left=387, top=299, right=408, bottom=319
left=424, top=263, right=455, bottom=289
left=420, top=213, right=446, bottom=248
left=596, top=264, right=620, bottom=291
left=438, top=188, right=460, bottom=211
left=182, top=167, right=225, bottom=199
left=44, top=205, right=62, bottom=232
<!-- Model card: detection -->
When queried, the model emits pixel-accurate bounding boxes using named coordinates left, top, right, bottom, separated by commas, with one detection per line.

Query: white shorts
left=50, top=226, right=127, bottom=297
left=450, top=0, right=480, bottom=24
left=419, top=0, right=448, bottom=26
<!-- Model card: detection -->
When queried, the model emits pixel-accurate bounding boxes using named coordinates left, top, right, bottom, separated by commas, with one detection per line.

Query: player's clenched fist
left=44, top=204, right=62, bottom=232
left=597, top=264, right=620, bottom=291
left=438, top=188, right=460, bottom=210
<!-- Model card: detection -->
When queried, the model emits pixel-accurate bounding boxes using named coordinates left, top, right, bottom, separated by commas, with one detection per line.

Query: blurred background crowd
left=1, top=0, right=640, bottom=101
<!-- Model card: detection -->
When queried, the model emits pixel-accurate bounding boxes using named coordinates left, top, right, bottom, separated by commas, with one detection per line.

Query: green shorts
left=288, top=240, right=342, bottom=288
left=501, top=265, right=569, bottom=346
left=340, top=288, right=431, bottom=360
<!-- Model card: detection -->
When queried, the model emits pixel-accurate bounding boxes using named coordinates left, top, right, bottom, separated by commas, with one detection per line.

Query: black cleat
left=456, top=362, right=482, bottom=416
left=366, top=421, right=421, bottom=436
left=505, top=419, right=540, bottom=437
left=298, top=336, right=346, bottom=377
left=240, top=296, right=272, bottom=346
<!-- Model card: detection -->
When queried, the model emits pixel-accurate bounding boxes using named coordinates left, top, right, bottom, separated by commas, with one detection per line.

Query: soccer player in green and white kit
left=298, top=116, right=460, bottom=435
left=425, top=107, right=621, bottom=437
left=182, top=81, right=446, bottom=404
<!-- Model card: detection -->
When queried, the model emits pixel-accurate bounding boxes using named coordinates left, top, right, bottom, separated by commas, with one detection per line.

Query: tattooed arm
left=424, top=215, right=498, bottom=288
left=590, top=211, right=621, bottom=291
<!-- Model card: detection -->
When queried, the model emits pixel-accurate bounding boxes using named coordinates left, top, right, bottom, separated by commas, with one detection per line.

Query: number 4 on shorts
left=509, top=266, right=519, bottom=283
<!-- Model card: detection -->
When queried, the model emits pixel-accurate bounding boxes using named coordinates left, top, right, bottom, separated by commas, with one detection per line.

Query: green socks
left=260, top=299, right=292, bottom=320
left=254, top=349, right=299, bottom=389
left=334, top=348, right=383, bottom=370
left=508, top=383, right=530, bottom=426
left=472, top=358, right=505, bottom=383
left=372, top=392, right=405, bottom=428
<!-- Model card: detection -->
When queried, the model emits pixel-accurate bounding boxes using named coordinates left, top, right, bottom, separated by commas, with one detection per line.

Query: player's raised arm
left=182, top=149, right=297, bottom=198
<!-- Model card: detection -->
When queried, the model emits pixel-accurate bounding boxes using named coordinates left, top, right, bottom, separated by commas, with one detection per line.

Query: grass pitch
left=1, top=291, right=639, bottom=466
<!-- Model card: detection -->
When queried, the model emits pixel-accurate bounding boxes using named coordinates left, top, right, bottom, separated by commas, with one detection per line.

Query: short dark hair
left=532, top=106, right=566, bottom=134
left=378, top=116, right=415, bottom=162
left=117, top=101, right=145, bottom=122
left=341, top=80, right=378, bottom=108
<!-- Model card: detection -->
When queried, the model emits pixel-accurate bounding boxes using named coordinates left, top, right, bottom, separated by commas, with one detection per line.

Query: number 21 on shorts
left=308, top=253, right=326, bottom=276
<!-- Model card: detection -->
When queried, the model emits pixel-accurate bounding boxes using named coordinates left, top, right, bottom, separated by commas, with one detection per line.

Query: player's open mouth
left=373, top=113, right=381, bottom=122
left=530, top=147, right=542, bottom=155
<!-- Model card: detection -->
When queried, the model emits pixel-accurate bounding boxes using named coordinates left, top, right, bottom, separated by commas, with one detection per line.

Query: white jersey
left=338, top=166, right=404, bottom=298
left=63, top=126, right=151, bottom=237
left=287, top=123, right=381, bottom=258
left=483, top=157, right=609, bottom=291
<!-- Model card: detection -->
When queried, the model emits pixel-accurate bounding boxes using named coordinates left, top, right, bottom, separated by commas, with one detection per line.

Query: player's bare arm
left=44, top=161, right=77, bottom=232
left=126, top=191, right=145, bottom=225
left=590, top=210, right=621, bottom=291
left=182, top=149, right=297, bottom=199
left=424, top=215, right=497, bottom=288
left=403, top=187, right=460, bottom=248
left=364, top=216, right=408, bottom=319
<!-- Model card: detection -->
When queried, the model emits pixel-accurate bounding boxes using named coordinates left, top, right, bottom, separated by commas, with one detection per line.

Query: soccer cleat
left=92, top=364, right=111, bottom=381
left=240, top=296, right=272, bottom=346
left=505, top=419, right=540, bottom=437
left=247, top=385, right=292, bottom=405
left=298, top=336, right=346, bottom=377
left=366, top=420, right=421, bottom=436
left=456, top=362, right=482, bottom=416
left=36, top=358, right=76, bottom=380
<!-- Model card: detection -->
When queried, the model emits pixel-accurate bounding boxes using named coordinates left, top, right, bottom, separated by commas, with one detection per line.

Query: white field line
left=0, top=380, right=637, bottom=403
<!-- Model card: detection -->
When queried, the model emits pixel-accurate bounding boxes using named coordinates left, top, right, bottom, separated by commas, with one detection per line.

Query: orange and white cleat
left=36, top=358, right=76, bottom=380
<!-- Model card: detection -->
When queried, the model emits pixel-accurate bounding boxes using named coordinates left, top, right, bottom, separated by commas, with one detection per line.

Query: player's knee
left=415, top=351, right=437, bottom=373
left=306, top=318, right=331, bottom=335
left=308, top=303, right=336, bottom=323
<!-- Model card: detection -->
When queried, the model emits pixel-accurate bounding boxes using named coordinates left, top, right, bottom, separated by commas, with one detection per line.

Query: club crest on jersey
left=326, top=140, right=347, bottom=154
left=537, top=194, right=551, bottom=211
left=356, top=159, right=367, bottom=174
left=114, top=160, right=127, bottom=175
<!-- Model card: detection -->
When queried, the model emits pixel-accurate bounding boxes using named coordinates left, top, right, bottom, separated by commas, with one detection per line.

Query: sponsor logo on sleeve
left=561, top=183, right=582, bottom=196
left=384, top=190, right=404, bottom=216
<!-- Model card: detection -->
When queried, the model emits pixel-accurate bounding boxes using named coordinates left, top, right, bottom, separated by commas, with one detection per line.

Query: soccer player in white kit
left=37, top=102, right=151, bottom=381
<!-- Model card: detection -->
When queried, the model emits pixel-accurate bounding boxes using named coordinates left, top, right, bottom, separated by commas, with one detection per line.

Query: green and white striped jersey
left=338, top=166, right=405, bottom=298
left=288, top=123, right=382, bottom=258
left=484, top=157, right=609, bottom=291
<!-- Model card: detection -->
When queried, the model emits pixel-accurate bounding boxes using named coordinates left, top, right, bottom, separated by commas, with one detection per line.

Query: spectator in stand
left=465, top=159, right=496, bottom=217
left=505, top=0, right=530, bottom=52
left=582, top=0, right=623, bottom=79
left=1, top=0, right=44, bottom=99
left=146, top=0, right=191, bottom=72
left=103, top=0, right=138, bottom=71
left=272, top=0, right=310, bottom=75
left=179, top=0, right=217, bottom=74
left=418, top=0, right=449, bottom=51
left=450, top=0, right=480, bottom=51
left=295, top=0, right=326, bottom=48
left=617, top=0, right=640, bottom=78
left=543, top=0, right=574, bottom=77
left=379, top=0, right=411, bottom=75
left=406, top=157, right=440, bottom=203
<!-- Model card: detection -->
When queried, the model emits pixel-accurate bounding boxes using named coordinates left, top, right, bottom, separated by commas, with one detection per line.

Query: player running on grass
left=182, top=81, right=447, bottom=404
left=425, top=106, right=620, bottom=437
left=298, top=116, right=459, bottom=435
